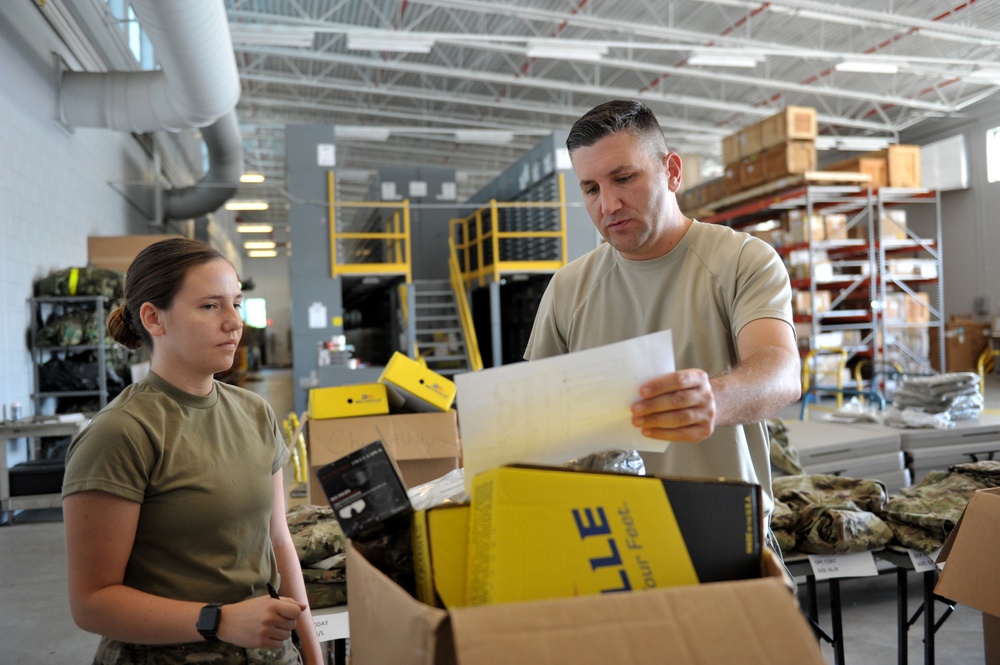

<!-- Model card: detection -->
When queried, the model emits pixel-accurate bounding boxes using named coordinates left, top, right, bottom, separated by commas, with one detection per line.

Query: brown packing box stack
left=934, top=487, right=1000, bottom=664
left=346, top=541, right=827, bottom=665
left=87, top=235, right=182, bottom=274
left=307, top=411, right=461, bottom=502
left=826, top=145, right=922, bottom=189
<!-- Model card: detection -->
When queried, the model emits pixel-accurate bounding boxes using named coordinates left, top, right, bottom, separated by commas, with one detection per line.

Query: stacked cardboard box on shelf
left=826, top=145, right=922, bottom=189
left=678, top=106, right=817, bottom=214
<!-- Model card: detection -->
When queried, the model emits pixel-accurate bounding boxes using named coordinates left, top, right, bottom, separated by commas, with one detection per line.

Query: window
left=988, top=125, right=1000, bottom=184
left=242, top=298, right=268, bottom=329
left=105, top=2, right=155, bottom=69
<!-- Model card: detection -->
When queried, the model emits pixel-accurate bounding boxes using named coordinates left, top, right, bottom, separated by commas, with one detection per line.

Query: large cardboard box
left=87, top=235, right=182, bottom=273
left=882, top=145, right=922, bottom=188
left=346, top=540, right=827, bottom=665
left=307, top=411, right=461, bottom=502
left=934, top=487, right=1000, bottom=664
left=826, top=155, right=888, bottom=188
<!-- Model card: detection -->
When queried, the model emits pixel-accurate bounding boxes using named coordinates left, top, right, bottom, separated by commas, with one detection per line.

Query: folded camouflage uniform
left=772, top=474, right=893, bottom=555
left=878, top=460, right=1000, bottom=553
left=286, top=504, right=347, bottom=608
left=767, top=419, right=803, bottom=476
left=770, top=498, right=798, bottom=553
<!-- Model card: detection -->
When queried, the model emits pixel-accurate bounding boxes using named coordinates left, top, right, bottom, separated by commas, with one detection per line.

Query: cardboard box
left=934, top=487, right=1000, bottom=664
left=412, top=503, right=470, bottom=608
left=738, top=154, right=766, bottom=190
left=737, top=122, right=762, bottom=159
left=826, top=155, right=888, bottom=188
left=87, top=235, right=182, bottom=273
left=346, top=541, right=826, bottom=665
left=379, top=352, right=457, bottom=412
left=307, top=411, right=461, bottom=502
left=308, top=383, right=389, bottom=420
left=760, top=105, right=818, bottom=150
left=468, top=466, right=761, bottom=606
left=928, top=316, right=990, bottom=372
left=722, top=133, right=742, bottom=165
left=762, top=140, right=817, bottom=180
left=882, top=145, right=922, bottom=188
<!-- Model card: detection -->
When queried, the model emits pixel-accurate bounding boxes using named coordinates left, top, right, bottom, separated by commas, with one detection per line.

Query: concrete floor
left=1, top=369, right=997, bottom=664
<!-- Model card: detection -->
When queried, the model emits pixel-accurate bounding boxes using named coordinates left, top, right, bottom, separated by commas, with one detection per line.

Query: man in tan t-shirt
left=525, top=99, right=801, bottom=528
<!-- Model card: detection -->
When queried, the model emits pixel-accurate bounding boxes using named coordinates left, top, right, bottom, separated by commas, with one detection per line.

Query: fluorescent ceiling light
left=247, top=250, right=279, bottom=258
left=236, top=224, right=274, bottom=233
left=526, top=40, right=607, bottom=61
left=687, top=50, right=761, bottom=68
left=347, top=33, right=434, bottom=54
left=244, top=241, right=277, bottom=250
left=454, top=130, right=514, bottom=144
left=835, top=60, right=900, bottom=74
left=225, top=200, right=270, bottom=211
left=966, top=67, right=1000, bottom=82
left=240, top=173, right=265, bottom=184
left=335, top=126, right=392, bottom=141
left=229, top=25, right=315, bottom=48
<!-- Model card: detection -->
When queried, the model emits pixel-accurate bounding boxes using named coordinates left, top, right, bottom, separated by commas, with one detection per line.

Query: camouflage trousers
left=93, top=637, right=302, bottom=664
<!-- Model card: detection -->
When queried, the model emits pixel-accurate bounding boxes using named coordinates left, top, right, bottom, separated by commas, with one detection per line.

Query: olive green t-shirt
left=62, top=371, right=290, bottom=604
left=524, top=221, right=794, bottom=519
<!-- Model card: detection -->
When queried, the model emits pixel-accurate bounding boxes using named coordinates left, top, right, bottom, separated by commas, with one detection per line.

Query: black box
left=10, top=460, right=65, bottom=496
left=315, top=439, right=412, bottom=540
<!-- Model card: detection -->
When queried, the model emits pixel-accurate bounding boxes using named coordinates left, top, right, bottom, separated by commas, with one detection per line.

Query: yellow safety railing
left=451, top=173, right=568, bottom=288
left=328, top=171, right=412, bottom=282
left=978, top=348, right=1000, bottom=396
left=853, top=359, right=903, bottom=406
left=449, top=237, right=484, bottom=371
left=282, top=412, right=309, bottom=499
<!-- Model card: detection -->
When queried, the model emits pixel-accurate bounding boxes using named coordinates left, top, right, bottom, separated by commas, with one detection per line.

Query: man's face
left=571, top=131, right=681, bottom=261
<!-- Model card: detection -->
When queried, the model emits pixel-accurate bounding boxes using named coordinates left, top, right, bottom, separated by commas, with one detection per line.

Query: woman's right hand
left=216, top=594, right=306, bottom=649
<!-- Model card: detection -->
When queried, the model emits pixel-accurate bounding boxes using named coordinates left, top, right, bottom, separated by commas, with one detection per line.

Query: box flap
left=347, top=541, right=453, bottom=665
left=309, top=412, right=460, bottom=462
left=935, top=488, right=1000, bottom=617
left=449, top=576, right=826, bottom=665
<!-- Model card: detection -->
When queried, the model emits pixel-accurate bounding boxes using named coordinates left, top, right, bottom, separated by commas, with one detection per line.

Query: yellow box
left=412, top=503, right=470, bottom=608
left=467, top=465, right=761, bottom=607
left=379, top=352, right=456, bottom=412
left=308, top=383, right=389, bottom=420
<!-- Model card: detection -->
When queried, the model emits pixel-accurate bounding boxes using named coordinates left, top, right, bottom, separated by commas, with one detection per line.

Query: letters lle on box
left=467, top=465, right=762, bottom=606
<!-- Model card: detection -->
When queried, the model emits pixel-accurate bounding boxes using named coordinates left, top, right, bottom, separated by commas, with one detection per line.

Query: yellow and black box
left=467, top=465, right=761, bottom=606
left=379, top=352, right=456, bottom=413
left=412, top=503, right=470, bottom=608
left=308, top=383, right=389, bottom=420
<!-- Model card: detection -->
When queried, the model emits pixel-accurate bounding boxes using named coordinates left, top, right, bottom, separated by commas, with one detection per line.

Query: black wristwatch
left=196, top=603, right=223, bottom=642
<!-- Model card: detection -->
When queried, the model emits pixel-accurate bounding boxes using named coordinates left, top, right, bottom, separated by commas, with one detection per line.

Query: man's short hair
left=566, top=100, right=668, bottom=157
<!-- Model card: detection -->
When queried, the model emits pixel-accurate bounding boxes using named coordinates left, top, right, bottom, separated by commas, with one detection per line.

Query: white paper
left=807, top=551, right=879, bottom=580
left=317, top=144, right=335, bottom=167
left=308, top=302, right=327, bottom=329
left=908, top=548, right=937, bottom=573
left=454, top=330, right=674, bottom=493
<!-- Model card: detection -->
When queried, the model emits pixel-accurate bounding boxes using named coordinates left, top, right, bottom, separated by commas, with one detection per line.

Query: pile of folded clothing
left=878, top=460, right=1000, bottom=553
left=771, top=474, right=893, bottom=555
left=884, top=372, right=983, bottom=426
left=286, top=504, right=347, bottom=608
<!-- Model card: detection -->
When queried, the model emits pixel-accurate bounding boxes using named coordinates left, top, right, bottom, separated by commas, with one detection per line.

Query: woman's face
left=148, top=259, right=244, bottom=382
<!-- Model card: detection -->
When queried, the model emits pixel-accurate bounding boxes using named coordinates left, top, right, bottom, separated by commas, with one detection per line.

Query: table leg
left=830, top=578, right=845, bottom=665
left=897, top=566, right=908, bottom=665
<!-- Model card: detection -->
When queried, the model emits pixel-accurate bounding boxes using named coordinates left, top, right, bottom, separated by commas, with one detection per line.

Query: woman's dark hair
left=106, top=238, right=227, bottom=349
left=566, top=99, right=668, bottom=157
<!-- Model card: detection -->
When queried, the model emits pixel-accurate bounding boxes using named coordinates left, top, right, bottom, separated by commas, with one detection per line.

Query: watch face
left=197, top=604, right=221, bottom=639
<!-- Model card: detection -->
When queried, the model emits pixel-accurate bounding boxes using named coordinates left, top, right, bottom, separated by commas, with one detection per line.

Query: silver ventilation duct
left=59, top=0, right=242, bottom=220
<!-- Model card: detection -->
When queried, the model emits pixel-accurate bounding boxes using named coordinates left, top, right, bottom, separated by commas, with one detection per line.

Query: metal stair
left=408, top=279, right=473, bottom=376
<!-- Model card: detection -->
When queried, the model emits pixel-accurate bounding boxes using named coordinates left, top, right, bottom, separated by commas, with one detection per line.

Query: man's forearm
left=710, top=346, right=801, bottom=427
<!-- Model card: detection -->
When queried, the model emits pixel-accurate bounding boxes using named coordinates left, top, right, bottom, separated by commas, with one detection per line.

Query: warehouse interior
left=3, top=1, right=1000, bottom=664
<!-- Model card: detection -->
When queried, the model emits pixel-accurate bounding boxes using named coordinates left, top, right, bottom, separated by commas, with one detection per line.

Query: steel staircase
left=408, top=279, right=474, bottom=376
